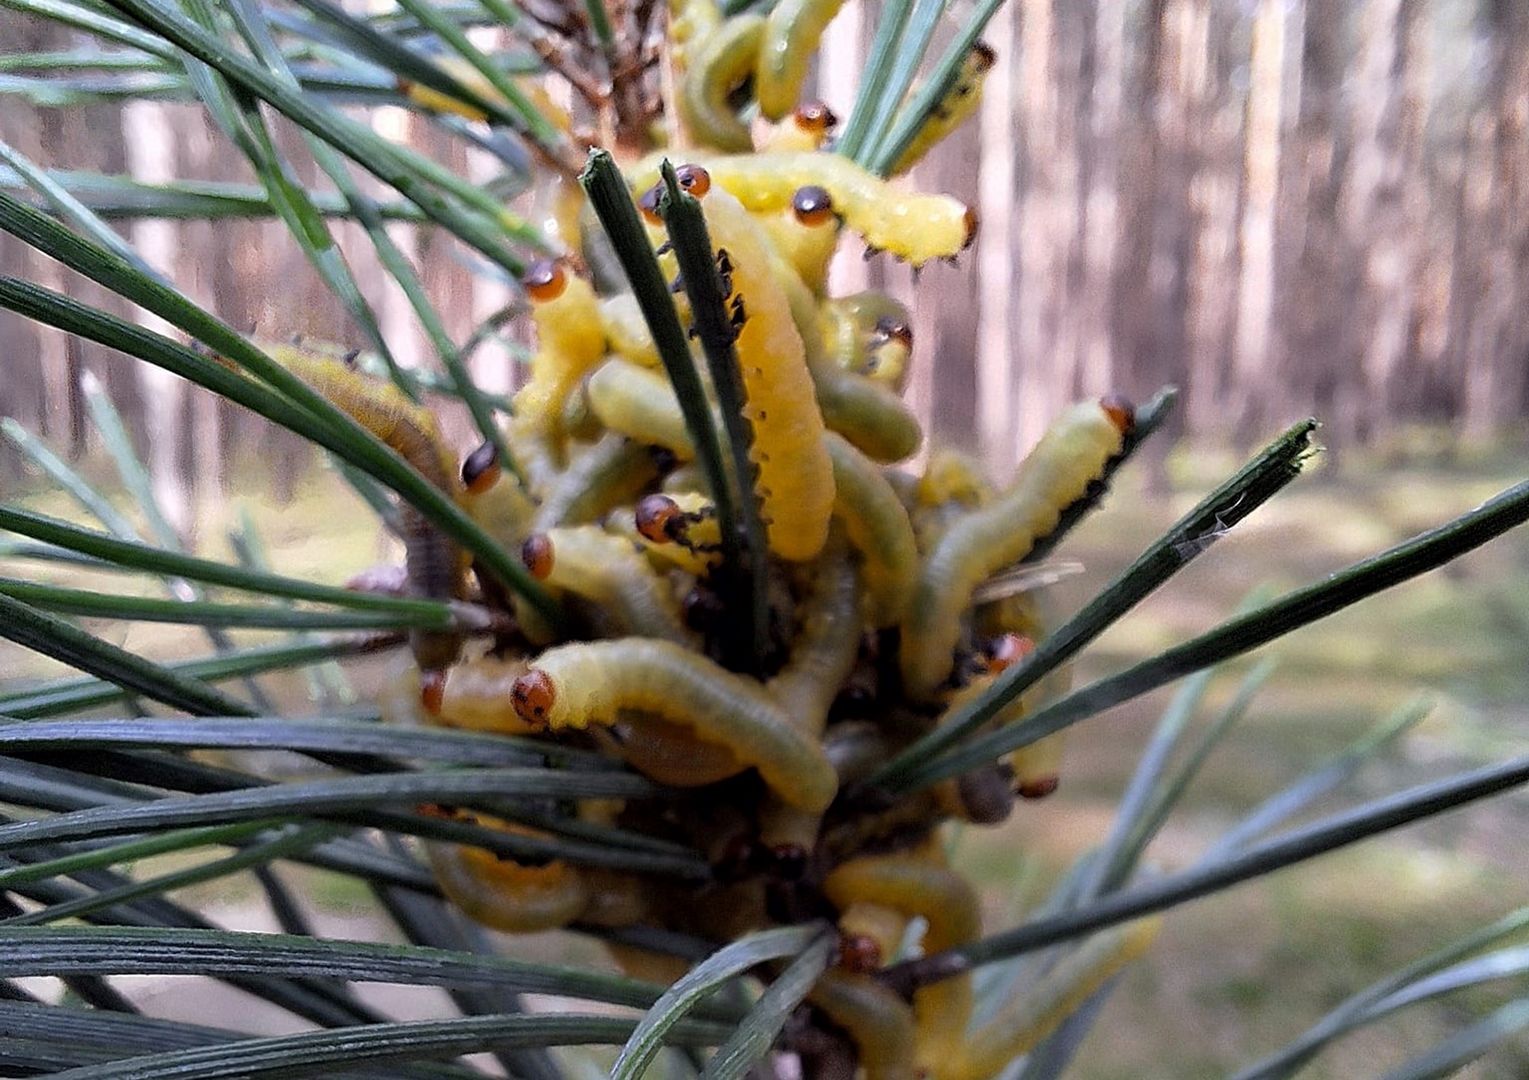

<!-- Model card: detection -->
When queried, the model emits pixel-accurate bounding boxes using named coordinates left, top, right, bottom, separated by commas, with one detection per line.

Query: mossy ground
left=3, top=437, right=1526, bottom=1077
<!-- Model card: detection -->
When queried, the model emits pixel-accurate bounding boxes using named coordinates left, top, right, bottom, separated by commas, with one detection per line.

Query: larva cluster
left=325, top=22, right=1160, bottom=1070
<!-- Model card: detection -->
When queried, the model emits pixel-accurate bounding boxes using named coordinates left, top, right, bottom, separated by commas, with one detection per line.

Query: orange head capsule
left=635, top=494, right=686, bottom=543
left=639, top=181, right=664, bottom=225
left=510, top=669, right=556, bottom=726
left=791, top=185, right=836, bottom=227
left=1017, top=774, right=1061, bottom=800
left=522, top=259, right=568, bottom=303
left=835, top=933, right=883, bottom=974
left=962, top=206, right=980, bottom=249
left=461, top=441, right=502, bottom=495
left=673, top=163, right=711, bottom=199
left=983, top=632, right=1036, bottom=674
left=1100, top=393, right=1136, bottom=435
left=793, top=101, right=839, bottom=137
left=873, top=316, right=913, bottom=350
left=419, top=668, right=447, bottom=716
left=520, top=533, right=555, bottom=579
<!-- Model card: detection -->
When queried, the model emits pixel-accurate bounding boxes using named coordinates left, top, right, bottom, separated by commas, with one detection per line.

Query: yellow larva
left=458, top=440, right=536, bottom=554
left=531, top=432, right=663, bottom=531
left=511, top=260, right=607, bottom=441
left=694, top=180, right=836, bottom=562
left=824, top=433, right=918, bottom=626
left=430, top=653, right=538, bottom=736
left=255, top=341, right=464, bottom=673
left=807, top=972, right=919, bottom=1080
left=767, top=539, right=862, bottom=731
left=888, top=43, right=996, bottom=176
left=422, top=809, right=589, bottom=933
left=679, top=14, right=765, bottom=152
left=521, top=525, right=690, bottom=643
left=756, top=186, right=841, bottom=295
left=584, top=359, right=696, bottom=459
left=823, top=291, right=914, bottom=390
left=822, top=853, right=981, bottom=1077
left=667, top=0, right=723, bottom=89
left=761, top=101, right=839, bottom=153
left=755, top=0, right=849, bottom=120
left=510, top=637, right=838, bottom=812
left=632, top=491, right=722, bottom=576
left=900, top=397, right=1133, bottom=699
left=962, top=918, right=1162, bottom=1079
left=634, top=152, right=977, bottom=266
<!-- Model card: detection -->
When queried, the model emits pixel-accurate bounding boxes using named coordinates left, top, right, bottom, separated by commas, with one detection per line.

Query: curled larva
left=510, top=637, right=838, bottom=811
left=808, top=972, right=919, bottom=1080
left=901, top=397, right=1133, bottom=699
left=963, top=918, right=1162, bottom=1080
left=823, top=853, right=980, bottom=1075
left=532, top=432, right=663, bottom=531
left=824, top=433, right=918, bottom=626
left=511, top=260, right=607, bottom=442
left=521, top=525, right=689, bottom=643
left=256, top=342, right=464, bottom=673
left=823, top=292, right=914, bottom=390
left=632, top=492, right=723, bottom=576
left=423, top=810, right=589, bottom=933
left=692, top=179, right=837, bottom=562
left=762, top=101, right=839, bottom=153
left=585, top=360, right=695, bottom=459
left=755, top=0, right=848, bottom=119
left=667, top=0, right=723, bottom=91
left=634, top=152, right=976, bottom=266
left=597, top=292, right=662, bottom=368
left=679, top=14, right=766, bottom=152
left=888, top=42, right=997, bottom=176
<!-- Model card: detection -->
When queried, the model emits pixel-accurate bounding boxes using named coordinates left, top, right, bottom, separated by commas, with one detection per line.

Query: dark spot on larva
left=835, top=934, right=883, bottom=974
left=1099, top=393, right=1136, bottom=435
left=792, top=184, right=836, bottom=227
left=419, top=669, right=447, bottom=715
left=674, top=163, right=711, bottom=197
left=794, top=101, right=838, bottom=135
left=636, top=494, right=685, bottom=543
left=874, top=316, right=913, bottom=350
left=1017, top=774, right=1061, bottom=800
left=962, top=206, right=980, bottom=249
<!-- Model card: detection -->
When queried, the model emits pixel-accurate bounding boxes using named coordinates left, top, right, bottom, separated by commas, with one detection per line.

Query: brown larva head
left=520, top=533, right=555, bottom=580
left=1099, top=393, right=1136, bottom=435
left=510, top=669, right=556, bottom=726
left=674, top=163, right=712, bottom=199
left=835, top=933, right=883, bottom=974
left=962, top=206, right=980, bottom=249
left=638, top=181, right=664, bottom=225
left=971, top=41, right=997, bottom=73
left=419, top=669, right=447, bottom=716
left=794, top=101, right=839, bottom=137
left=1017, top=774, right=1061, bottom=800
left=522, top=259, right=567, bottom=303
left=983, top=632, right=1036, bottom=674
left=874, top=315, right=913, bottom=350
left=791, top=185, right=836, bottom=227
left=461, top=440, right=502, bottom=495
left=635, top=494, right=685, bottom=543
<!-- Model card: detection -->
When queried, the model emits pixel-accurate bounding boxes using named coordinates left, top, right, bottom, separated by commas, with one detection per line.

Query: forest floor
left=2, top=438, right=1527, bottom=1078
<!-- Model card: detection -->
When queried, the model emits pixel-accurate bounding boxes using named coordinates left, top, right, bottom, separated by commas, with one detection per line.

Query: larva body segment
left=757, top=207, right=840, bottom=295
left=962, top=918, right=1162, bottom=1080
left=824, top=433, right=918, bottom=626
left=807, top=972, right=919, bottom=1080
left=532, top=432, right=662, bottom=530
left=668, top=0, right=722, bottom=89
left=679, top=14, right=766, bottom=152
left=888, top=43, right=996, bottom=176
left=901, top=399, right=1128, bottom=699
left=585, top=359, right=695, bottom=458
left=424, top=815, right=589, bottom=933
left=529, top=525, right=690, bottom=643
left=755, top=0, right=849, bottom=120
left=698, top=186, right=836, bottom=561
left=767, top=542, right=862, bottom=732
left=598, top=293, right=662, bottom=368
left=512, top=264, right=607, bottom=440
left=259, top=343, right=464, bottom=671
left=823, top=853, right=980, bottom=1077
left=513, top=638, right=838, bottom=811
left=596, top=713, right=748, bottom=786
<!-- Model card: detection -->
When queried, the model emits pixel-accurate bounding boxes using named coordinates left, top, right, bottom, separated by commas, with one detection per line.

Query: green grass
left=2, top=440, right=1526, bottom=1076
